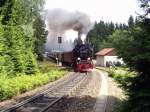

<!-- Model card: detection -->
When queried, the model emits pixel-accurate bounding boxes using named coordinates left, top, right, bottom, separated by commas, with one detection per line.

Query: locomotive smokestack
left=77, top=32, right=83, bottom=45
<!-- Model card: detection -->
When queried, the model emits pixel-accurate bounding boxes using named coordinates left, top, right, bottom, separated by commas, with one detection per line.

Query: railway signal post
left=58, top=36, right=62, bottom=66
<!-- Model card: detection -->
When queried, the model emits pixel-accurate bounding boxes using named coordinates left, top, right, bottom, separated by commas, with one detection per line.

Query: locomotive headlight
left=87, top=57, right=91, bottom=60
left=77, top=57, right=81, bottom=60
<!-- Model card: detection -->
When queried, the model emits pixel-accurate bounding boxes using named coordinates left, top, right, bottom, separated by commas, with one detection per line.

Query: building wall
left=96, top=56, right=104, bottom=66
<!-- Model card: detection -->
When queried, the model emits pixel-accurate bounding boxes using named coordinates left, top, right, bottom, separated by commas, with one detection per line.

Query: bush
left=0, top=69, right=66, bottom=101
left=108, top=67, right=136, bottom=91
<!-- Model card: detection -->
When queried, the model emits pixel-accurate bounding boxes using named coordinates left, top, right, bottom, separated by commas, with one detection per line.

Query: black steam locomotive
left=61, top=43, right=93, bottom=72
left=73, top=43, right=93, bottom=72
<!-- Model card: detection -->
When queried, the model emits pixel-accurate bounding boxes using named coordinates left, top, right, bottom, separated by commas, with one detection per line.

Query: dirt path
left=93, top=69, right=125, bottom=112
left=93, top=69, right=108, bottom=112
left=106, top=73, right=126, bottom=112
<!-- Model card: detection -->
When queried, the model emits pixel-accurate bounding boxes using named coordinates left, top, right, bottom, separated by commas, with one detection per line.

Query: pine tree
left=0, top=0, right=45, bottom=75
left=0, top=0, right=13, bottom=25
left=115, top=23, right=119, bottom=29
left=128, top=15, right=134, bottom=28
left=33, top=15, right=47, bottom=61
left=109, top=22, right=115, bottom=33
left=139, top=0, right=150, bottom=17
left=87, top=20, right=118, bottom=54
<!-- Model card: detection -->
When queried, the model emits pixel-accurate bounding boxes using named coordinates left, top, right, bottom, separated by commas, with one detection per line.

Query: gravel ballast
left=46, top=70, right=101, bottom=112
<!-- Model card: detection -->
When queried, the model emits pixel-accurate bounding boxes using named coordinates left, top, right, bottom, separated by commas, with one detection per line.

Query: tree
left=100, top=22, right=150, bottom=111
left=110, top=22, right=115, bottom=32
left=105, top=20, right=150, bottom=112
left=115, top=23, right=119, bottom=29
left=139, top=0, right=150, bottom=17
left=0, top=0, right=13, bottom=25
left=128, top=15, right=134, bottom=28
left=0, top=0, right=45, bottom=75
left=87, top=20, right=128, bottom=56
left=115, top=25, right=150, bottom=112
left=100, top=30, right=130, bottom=49
left=33, top=15, right=47, bottom=61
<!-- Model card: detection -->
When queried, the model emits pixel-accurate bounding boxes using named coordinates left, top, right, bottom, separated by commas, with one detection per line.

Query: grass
left=0, top=61, right=67, bottom=101
left=106, top=67, right=136, bottom=112
left=108, top=67, right=136, bottom=89
left=96, top=66, right=136, bottom=112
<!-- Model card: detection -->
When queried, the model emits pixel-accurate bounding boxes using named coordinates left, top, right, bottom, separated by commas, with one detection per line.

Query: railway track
left=46, top=70, right=100, bottom=112
left=2, top=72, right=89, bottom=112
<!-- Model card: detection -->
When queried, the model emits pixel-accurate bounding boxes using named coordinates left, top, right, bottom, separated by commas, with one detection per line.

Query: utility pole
left=58, top=36, right=62, bottom=66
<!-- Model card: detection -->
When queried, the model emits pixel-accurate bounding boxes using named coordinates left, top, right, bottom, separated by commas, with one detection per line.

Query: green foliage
left=24, top=49, right=39, bottom=74
left=0, top=69, right=66, bottom=101
left=103, top=10, right=150, bottom=111
left=107, top=67, right=136, bottom=112
left=100, top=16, right=135, bottom=49
left=0, top=0, right=13, bottom=25
left=128, top=15, right=134, bottom=28
left=87, top=21, right=128, bottom=55
left=139, top=0, right=150, bottom=17
left=0, top=0, right=58, bottom=103
left=33, top=15, right=47, bottom=61
left=8, top=0, right=44, bottom=25
left=108, top=67, right=136, bottom=90
left=0, top=25, right=39, bottom=75
left=112, top=26, right=150, bottom=72
left=0, top=0, right=45, bottom=75
left=107, top=19, right=150, bottom=112
left=38, top=60, right=60, bottom=73
left=115, top=100, right=130, bottom=112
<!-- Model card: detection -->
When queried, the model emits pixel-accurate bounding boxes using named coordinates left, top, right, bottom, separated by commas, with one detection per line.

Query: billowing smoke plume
left=45, top=9, right=93, bottom=52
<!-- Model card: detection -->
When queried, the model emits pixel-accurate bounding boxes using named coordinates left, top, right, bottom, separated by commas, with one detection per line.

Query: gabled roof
left=96, top=48, right=115, bottom=56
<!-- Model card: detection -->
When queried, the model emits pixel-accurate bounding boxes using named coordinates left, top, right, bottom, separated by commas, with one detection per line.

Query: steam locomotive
left=61, top=43, right=93, bottom=72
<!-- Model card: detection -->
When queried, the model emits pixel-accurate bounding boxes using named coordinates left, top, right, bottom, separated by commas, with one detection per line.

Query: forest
left=0, top=0, right=150, bottom=111
left=87, top=16, right=134, bottom=54
left=0, top=0, right=47, bottom=76
left=0, top=0, right=67, bottom=101
left=87, top=0, right=150, bottom=111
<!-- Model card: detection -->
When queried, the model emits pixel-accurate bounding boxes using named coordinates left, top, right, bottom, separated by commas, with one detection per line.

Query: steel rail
left=2, top=72, right=80, bottom=112
left=40, top=73, right=88, bottom=112
left=2, top=72, right=89, bottom=112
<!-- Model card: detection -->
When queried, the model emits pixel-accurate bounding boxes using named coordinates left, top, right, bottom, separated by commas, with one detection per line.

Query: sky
left=45, top=0, right=139, bottom=24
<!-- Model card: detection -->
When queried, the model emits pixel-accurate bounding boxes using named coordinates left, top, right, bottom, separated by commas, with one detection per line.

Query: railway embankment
left=1, top=71, right=102, bottom=112
left=96, top=66, right=135, bottom=112
left=0, top=61, right=68, bottom=109
left=0, top=66, right=131, bottom=112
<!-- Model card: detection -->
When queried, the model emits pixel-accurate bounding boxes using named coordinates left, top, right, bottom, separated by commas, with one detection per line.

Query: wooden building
left=95, top=48, right=124, bottom=67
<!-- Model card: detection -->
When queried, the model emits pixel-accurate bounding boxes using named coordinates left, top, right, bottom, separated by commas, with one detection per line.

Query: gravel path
left=93, top=69, right=108, bottom=112
left=94, top=68, right=126, bottom=112
left=106, top=73, right=126, bottom=112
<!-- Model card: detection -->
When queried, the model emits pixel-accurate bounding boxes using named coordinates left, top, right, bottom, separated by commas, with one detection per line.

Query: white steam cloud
left=45, top=9, right=93, bottom=52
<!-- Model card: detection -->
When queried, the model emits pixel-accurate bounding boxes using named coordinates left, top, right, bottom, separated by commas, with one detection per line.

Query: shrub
left=108, top=67, right=136, bottom=91
left=0, top=69, right=66, bottom=101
